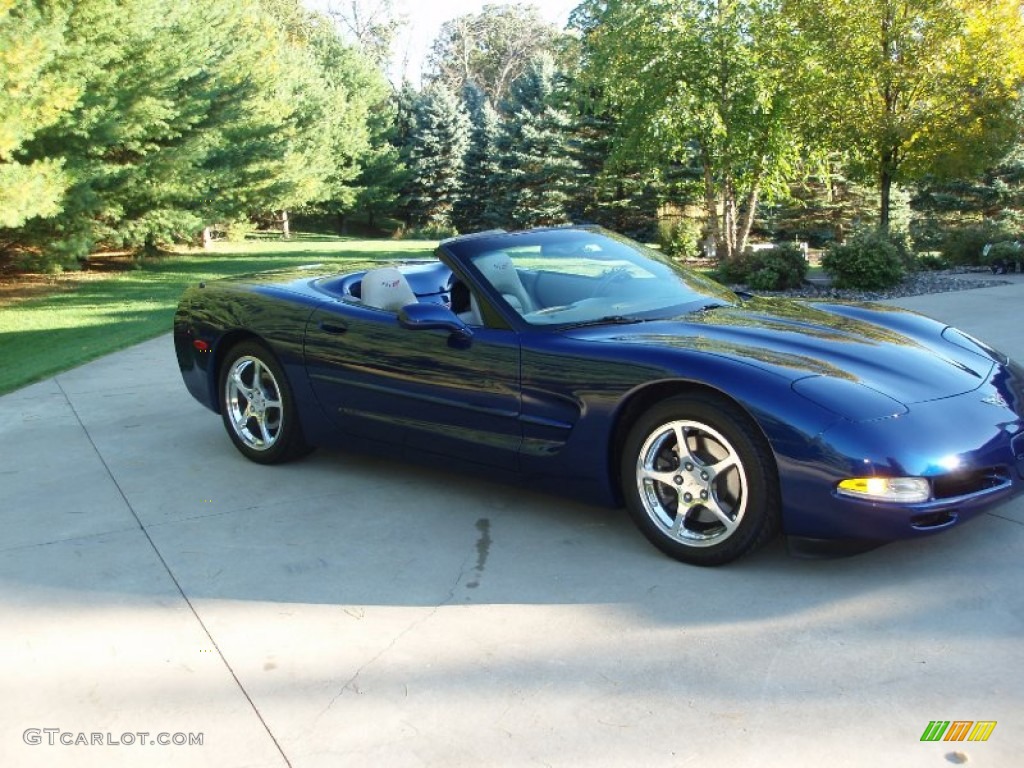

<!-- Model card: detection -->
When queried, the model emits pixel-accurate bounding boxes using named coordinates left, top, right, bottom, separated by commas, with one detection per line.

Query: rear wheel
left=219, top=341, right=310, bottom=464
left=621, top=394, right=779, bottom=566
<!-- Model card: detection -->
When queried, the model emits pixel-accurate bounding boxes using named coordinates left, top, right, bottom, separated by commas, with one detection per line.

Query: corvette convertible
left=174, top=226, right=1024, bottom=565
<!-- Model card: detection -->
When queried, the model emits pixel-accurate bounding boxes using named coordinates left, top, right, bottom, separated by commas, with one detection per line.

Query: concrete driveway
left=2, top=278, right=1022, bottom=767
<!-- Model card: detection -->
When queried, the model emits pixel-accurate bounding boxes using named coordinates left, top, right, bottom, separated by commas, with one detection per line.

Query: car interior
left=313, top=238, right=678, bottom=328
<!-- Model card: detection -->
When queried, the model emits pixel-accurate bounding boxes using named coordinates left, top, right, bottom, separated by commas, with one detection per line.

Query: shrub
left=718, top=242, right=809, bottom=290
left=716, top=252, right=751, bottom=284
left=940, top=220, right=1016, bottom=265
left=225, top=219, right=258, bottom=242
left=909, top=217, right=946, bottom=253
left=821, top=229, right=904, bottom=290
left=914, top=252, right=949, bottom=271
left=982, top=240, right=1021, bottom=262
left=657, top=218, right=702, bottom=259
left=397, top=223, right=459, bottom=240
left=982, top=240, right=1023, bottom=273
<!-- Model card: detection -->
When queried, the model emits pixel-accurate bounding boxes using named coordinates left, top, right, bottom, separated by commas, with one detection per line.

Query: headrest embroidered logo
left=920, top=720, right=996, bottom=742
left=382, top=279, right=400, bottom=288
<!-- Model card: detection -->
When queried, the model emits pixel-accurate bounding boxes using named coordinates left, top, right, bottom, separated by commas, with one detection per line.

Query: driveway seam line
left=53, top=375, right=292, bottom=768
left=0, top=524, right=142, bottom=554
left=985, top=510, right=1024, bottom=527
left=318, top=551, right=473, bottom=719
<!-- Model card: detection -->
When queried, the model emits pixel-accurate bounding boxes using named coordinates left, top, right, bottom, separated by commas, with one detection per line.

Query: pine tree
left=453, top=82, right=502, bottom=233
left=401, top=84, right=470, bottom=234
left=566, top=106, right=668, bottom=239
left=486, top=55, right=581, bottom=229
left=0, top=0, right=74, bottom=229
left=253, top=0, right=389, bottom=230
left=9, top=0, right=287, bottom=263
left=2, top=0, right=387, bottom=267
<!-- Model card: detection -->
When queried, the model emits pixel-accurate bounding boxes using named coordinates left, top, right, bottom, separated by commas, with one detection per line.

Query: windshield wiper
left=561, top=315, right=645, bottom=329
left=693, top=302, right=728, bottom=314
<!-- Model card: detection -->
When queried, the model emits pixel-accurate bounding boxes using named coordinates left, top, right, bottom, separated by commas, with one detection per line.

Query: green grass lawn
left=0, top=234, right=436, bottom=395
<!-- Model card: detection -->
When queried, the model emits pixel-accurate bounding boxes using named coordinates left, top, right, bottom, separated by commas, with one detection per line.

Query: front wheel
left=219, top=340, right=310, bottom=464
left=621, top=394, right=780, bottom=566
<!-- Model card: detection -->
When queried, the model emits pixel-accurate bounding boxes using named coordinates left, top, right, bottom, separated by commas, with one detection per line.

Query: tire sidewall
left=621, top=394, right=778, bottom=566
left=218, top=340, right=305, bottom=464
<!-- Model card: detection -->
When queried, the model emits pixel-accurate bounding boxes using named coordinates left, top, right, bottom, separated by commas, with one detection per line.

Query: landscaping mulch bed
left=733, top=268, right=1013, bottom=302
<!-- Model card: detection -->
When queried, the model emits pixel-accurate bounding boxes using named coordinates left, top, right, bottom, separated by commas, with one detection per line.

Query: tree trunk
left=879, top=162, right=892, bottom=234
left=702, top=161, right=720, bottom=259
left=722, top=177, right=737, bottom=261
left=281, top=210, right=290, bottom=240
left=737, top=185, right=760, bottom=255
left=202, top=227, right=213, bottom=250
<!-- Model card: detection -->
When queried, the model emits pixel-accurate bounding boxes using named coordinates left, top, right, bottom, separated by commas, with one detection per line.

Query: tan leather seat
left=474, top=251, right=535, bottom=314
left=361, top=268, right=417, bottom=312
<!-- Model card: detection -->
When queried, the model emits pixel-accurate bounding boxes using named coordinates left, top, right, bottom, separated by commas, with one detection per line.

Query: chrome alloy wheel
left=224, top=355, right=284, bottom=451
left=635, top=419, right=748, bottom=547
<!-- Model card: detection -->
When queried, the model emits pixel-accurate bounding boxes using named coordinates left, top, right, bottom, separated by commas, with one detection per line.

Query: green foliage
left=913, top=139, right=1024, bottom=252
left=821, top=230, right=905, bottom=289
left=577, top=0, right=811, bottom=260
left=982, top=240, right=1023, bottom=267
left=252, top=0, right=390, bottom=241
left=657, top=218, right=702, bottom=259
left=486, top=55, right=581, bottom=229
left=401, top=84, right=470, bottom=231
left=940, top=220, right=1017, bottom=265
left=913, top=252, right=949, bottom=271
left=424, top=5, right=568, bottom=108
left=0, top=0, right=74, bottom=228
left=718, top=243, right=809, bottom=290
left=785, top=0, right=1024, bottom=230
left=1, top=0, right=387, bottom=270
left=767, top=172, right=892, bottom=247
left=453, top=83, right=502, bottom=233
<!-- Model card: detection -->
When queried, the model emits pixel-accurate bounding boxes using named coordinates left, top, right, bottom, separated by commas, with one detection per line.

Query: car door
left=303, top=300, right=522, bottom=470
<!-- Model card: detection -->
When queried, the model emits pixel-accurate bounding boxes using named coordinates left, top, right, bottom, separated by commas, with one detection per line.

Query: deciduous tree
left=576, top=0, right=809, bottom=261
left=425, top=4, right=567, bottom=108
left=785, top=0, right=1024, bottom=231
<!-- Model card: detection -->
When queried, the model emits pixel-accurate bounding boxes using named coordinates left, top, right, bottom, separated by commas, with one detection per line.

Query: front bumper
left=778, top=362, right=1024, bottom=541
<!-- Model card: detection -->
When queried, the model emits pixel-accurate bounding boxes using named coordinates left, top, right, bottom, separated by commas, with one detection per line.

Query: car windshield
left=445, top=227, right=737, bottom=327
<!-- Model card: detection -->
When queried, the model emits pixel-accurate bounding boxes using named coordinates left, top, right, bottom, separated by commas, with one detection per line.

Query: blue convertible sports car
left=174, top=226, right=1024, bottom=565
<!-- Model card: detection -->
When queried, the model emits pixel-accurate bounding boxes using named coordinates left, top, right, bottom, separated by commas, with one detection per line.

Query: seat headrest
left=474, top=251, right=521, bottom=294
left=361, top=267, right=417, bottom=312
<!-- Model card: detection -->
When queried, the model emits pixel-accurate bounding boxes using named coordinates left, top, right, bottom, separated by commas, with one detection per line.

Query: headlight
left=837, top=477, right=931, bottom=503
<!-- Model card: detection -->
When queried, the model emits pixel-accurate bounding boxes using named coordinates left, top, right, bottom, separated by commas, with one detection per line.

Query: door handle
left=318, top=321, right=348, bottom=335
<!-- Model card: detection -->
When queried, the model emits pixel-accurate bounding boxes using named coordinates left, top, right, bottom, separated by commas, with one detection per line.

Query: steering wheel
left=591, top=267, right=632, bottom=298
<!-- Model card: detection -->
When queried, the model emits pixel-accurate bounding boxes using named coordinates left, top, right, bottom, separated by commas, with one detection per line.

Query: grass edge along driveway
left=0, top=235, right=436, bottom=395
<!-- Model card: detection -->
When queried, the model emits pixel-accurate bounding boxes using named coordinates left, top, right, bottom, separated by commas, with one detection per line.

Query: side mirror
left=398, top=303, right=473, bottom=340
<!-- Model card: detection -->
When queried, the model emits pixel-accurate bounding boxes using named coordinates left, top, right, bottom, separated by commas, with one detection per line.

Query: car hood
left=564, top=299, right=994, bottom=405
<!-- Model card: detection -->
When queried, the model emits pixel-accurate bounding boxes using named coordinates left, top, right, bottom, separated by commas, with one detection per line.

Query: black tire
left=620, top=393, right=780, bottom=566
left=218, top=340, right=311, bottom=464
